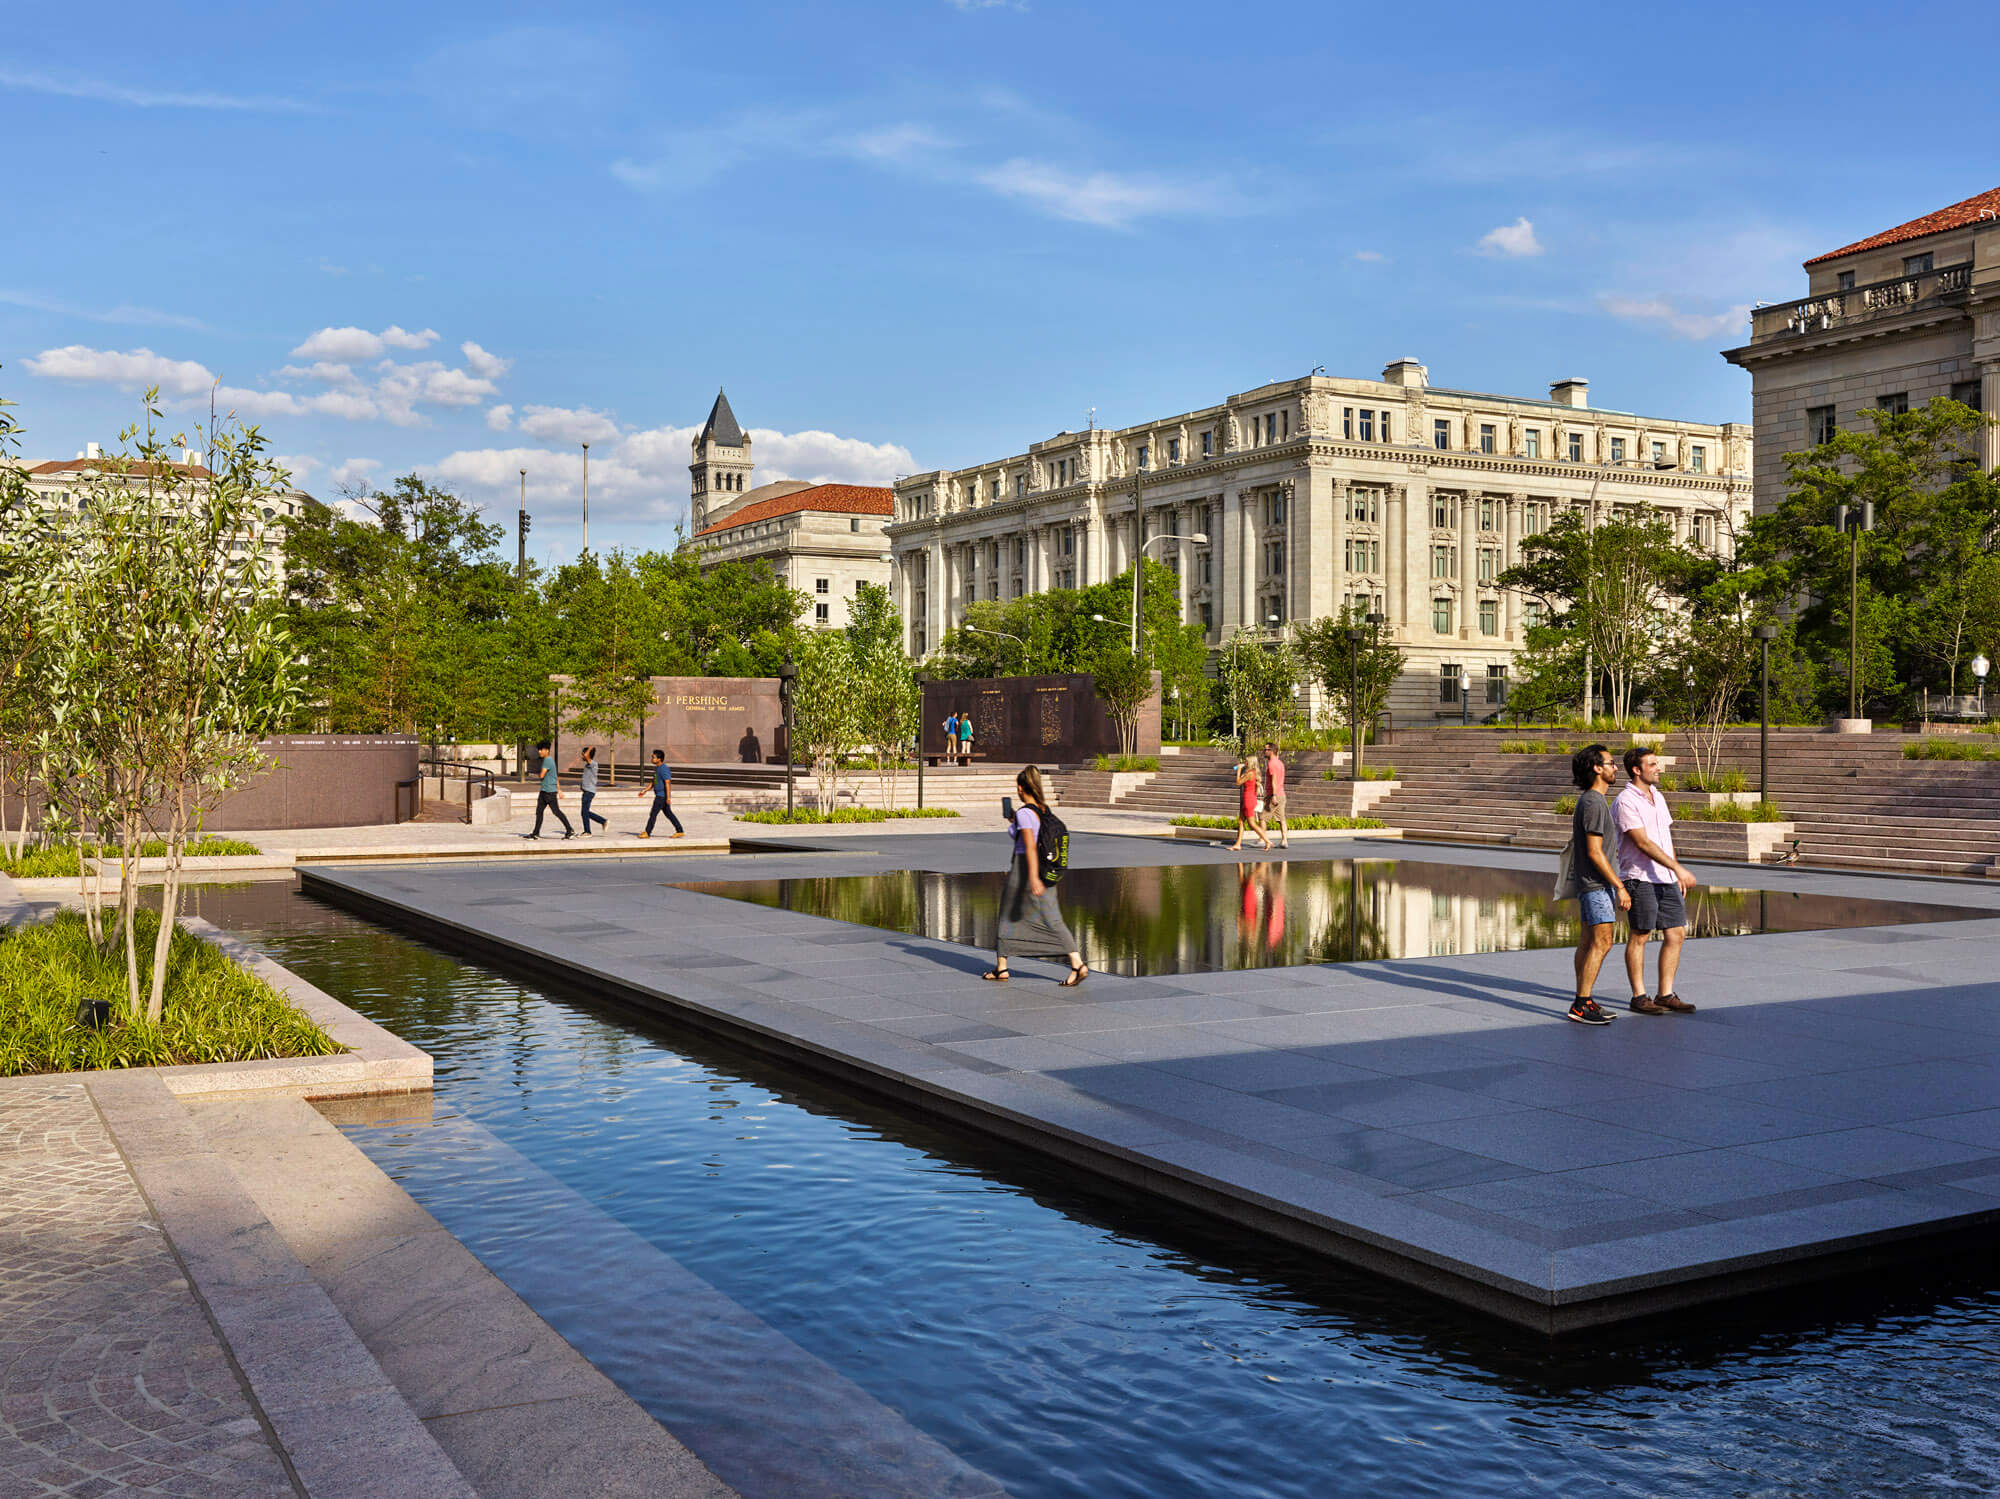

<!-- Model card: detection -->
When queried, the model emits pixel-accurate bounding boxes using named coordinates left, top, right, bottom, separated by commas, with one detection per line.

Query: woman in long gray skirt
left=985, top=766, right=1087, bottom=986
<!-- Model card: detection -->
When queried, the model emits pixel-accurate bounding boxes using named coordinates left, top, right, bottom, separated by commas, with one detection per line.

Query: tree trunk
left=146, top=799, right=186, bottom=1025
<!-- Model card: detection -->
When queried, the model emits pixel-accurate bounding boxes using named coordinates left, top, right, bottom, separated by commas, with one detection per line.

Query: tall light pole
left=914, top=670, right=929, bottom=808
left=1976, top=653, right=1991, bottom=720
left=1458, top=667, right=1472, bottom=727
left=1753, top=624, right=1777, bottom=799
left=1836, top=502, right=1875, bottom=719
left=778, top=654, right=797, bottom=816
left=966, top=625, right=1024, bottom=672
left=517, top=468, right=529, bottom=580
left=1128, top=531, right=1207, bottom=653
left=580, top=442, right=591, bottom=555
left=1345, top=625, right=1364, bottom=781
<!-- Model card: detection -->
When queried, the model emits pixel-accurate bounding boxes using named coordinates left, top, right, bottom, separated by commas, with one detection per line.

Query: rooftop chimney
left=85, top=442, right=102, bottom=459
left=1550, top=379, right=1589, bottom=409
left=1383, top=358, right=1428, bottom=389
left=183, top=447, right=198, bottom=466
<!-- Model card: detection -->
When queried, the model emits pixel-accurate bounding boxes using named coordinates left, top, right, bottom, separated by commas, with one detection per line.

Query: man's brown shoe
left=1656, top=993, right=1697, bottom=1013
left=1629, top=995, right=1670, bottom=1015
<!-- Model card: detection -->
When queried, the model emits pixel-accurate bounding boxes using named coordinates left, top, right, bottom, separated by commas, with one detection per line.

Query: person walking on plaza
left=984, top=766, right=1087, bottom=986
left=1227, top=748, right=1270, bottom=852
left=638, top=749, right=685, bottom=839
left=958, top=711, right=974, bottom=765
left=1614, top=745, right=1698, bottom=1014
left=1262, top=741, right=1290, bottom=849
left=523, top=742, right=574, bottom=840
left=942, top=711, right=959, bottom=767
left=568, top=745, right=609, bottom=836
left=1566, top=743, right=1627, bottom=1025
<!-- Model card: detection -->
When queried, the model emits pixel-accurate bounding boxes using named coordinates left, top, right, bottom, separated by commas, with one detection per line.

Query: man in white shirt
left=1614, top=746, right=1698, bottom=1015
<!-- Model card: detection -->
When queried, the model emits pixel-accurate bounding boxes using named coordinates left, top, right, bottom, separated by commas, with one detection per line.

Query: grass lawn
left=0, top=909, right=341, bottom=1076
left=1, top=837, right=263, bottom=879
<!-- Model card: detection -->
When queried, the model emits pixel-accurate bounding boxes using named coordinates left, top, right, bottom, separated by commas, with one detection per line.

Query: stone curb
left=87, top=1070, right=482, bottom=1499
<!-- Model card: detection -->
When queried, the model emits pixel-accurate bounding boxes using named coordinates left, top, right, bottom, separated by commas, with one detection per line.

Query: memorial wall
left=920, top=673, right=1159, bottom=765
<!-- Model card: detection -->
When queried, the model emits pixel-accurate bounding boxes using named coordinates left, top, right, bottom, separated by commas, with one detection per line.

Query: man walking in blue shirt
left=638, top=749, right=684, bottom=839
left=523, top=742, right=574, bottom=840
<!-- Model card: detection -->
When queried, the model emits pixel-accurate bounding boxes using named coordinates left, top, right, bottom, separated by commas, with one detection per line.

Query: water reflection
left=676, top=859, right=1980, bottom=977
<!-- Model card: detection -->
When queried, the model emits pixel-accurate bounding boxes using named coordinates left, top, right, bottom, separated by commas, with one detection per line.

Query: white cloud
left=327, top=458, right=381, bottom=493
left=517, top=404, right=623, bottom=445
left=485, top=404, right=515, bottom=432
left=743, top=427, right=914, bottom=486
left=1477, top=217, right=1544, bottom=258
left=1598, top=294, right=1753, bottom=343
left=274, top=454, right=318, bottom=484
left=843, top=123, right=954, bottom=164
left=289, top=325, right=439, bottom=361
left=0, top=66, right=306, bottom=112
left=25, top=344, right=216, bottom=397
left=461, top=341, right=512, bottom=379
left=0, top=290, right=206, bottom=330
left=973, top=159, right=1219, bottom=229
left=1352, top=250, right=1386, bottom=263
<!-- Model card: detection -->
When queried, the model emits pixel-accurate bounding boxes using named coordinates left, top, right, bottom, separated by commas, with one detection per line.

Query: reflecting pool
left=189, top=879, right=2000, bottom=1499
left=675, top=858, right=1981, bottom=976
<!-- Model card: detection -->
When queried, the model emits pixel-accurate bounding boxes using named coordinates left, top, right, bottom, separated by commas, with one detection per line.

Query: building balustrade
left=1753, top=262, right=1975, bottom=342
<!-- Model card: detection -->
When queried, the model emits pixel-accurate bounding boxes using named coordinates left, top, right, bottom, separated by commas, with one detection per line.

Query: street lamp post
left=1128, top=531, right=1208, bottom=653
left=1753, top=624, right=1778, bottom=800
left=1458, top=667, right=1472, bottom=728
left=965, top=626, right=1024, bottom=672
left=778, top=654, right=797, bottom=816
left=517, top=469, right=529, bottom=580
left=1836, top=502, right=1876, bottom=720
left=1344, top=625, right=1364, bottom=781
left=580, top=442, right=591, bottom=555
left=1976, top=653, right=1991, bottom=720
left=914, top=670, right=929, bottom=808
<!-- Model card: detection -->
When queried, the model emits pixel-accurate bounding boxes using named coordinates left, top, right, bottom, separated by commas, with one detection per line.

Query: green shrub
left=1091, top=754, right=1160, bottom=773
left=1553, top=794, right=1577, bottom=815
left=1904, top=739, right=2000, bottom=761
left=1675, top=767, right=1751, bottom=793
left=1499, top=739, right=1549, bottom=754
left=0, top=837, right=264, bottom=880
left=0, top=909, right=341, bottom=1076
left=1170, top=813, right=1385, bottom=831
left=1680, top=800, right=1785, bottom=823
left=1321, top=763, right=1396, bottom=781
left=735, top=807, right=962, bottom=824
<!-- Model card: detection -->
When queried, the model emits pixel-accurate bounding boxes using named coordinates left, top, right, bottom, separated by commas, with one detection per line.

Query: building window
left=1610, top=437, right=1627, bottom=463
left=1439, top=661, right=1461, bottom=700
left=1379, top=411, right=1393, bottom=442
left=1477, top=546, right=1499, bottom=582
left=1690, top=445, right=1706, bottom=473
left=1838, top=270, right=1856, bottom=292
left=1350, top=488, right=1379, bottom=523
left=1479, top=498, right=1495, bottom=532
left=1431, top=544, right=1457, bottom=578
left=1137, top=444, right=1150, bottom=470
left=1358, top=409, right=1374, bottom=441
left=1344, top=538, right=1380, bottom=572
left=1201, top=430, right=1214, bottom=457
left=815, top=577, right=829, bottom=594
left=1265, top=413, right=1278, bottom=444
left=1485, top=664, right=1507, bottom=703
left=1652, top=442, right=1667, bottom=465
left=1264, top=541, right=1285, bottom=576
left=815, top=602, right=830, bottom=624
left=1951, top=380, right=1984, bottom=411
left=1567, top=433, right=1584, bottom=462
left=990, top=478, right=1000, bottom=500
left=1524, top=599, right=1543, bottom=630
left=1270, top=490, right=1286, bottom=525
left=1015, top=474, right=1027, bottom=497
left=1904, top=252, right=1934, bottom=276
left=1434, top=419, right=1450, bottom=450
left=1877, top=392, right=1910, bottom=416
left=1523, top=501, right=1547, bottom=535
left=1808, top=405, right=1837, bottom=445
left=1432, top=493, right=1457, bottom=529
left=1343, top=407, right=1354, bottom=439
left=1167, top=437, right=1180, bottom=465
left=1524, top=428, right=1540, bottom=459
left=1200, top=600, right=1213, bottom=631
left=1479, top=423, right=1496, bottom=454
left=1479, top=598, right=1499, bottom=635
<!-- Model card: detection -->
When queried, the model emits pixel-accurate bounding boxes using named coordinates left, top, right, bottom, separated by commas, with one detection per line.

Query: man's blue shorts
left=1624, top=878, right=1687, bottom=933
left=1578, top=887, right=1618, bottom=927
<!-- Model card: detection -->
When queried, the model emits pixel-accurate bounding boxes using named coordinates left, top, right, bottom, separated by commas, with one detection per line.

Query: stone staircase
left=497, top=762, right=1035, bottom=817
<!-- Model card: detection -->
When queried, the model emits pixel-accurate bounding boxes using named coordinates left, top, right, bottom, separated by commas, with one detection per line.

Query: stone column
left=1458, top=490, right=1476, bottom=641
left=1504, top=494, right=1523, bottom=639
left=1386, top=485, right=1409, bottom=634
left=1239, top=488, right=1259, bottom=630
left=926, top=538, right=945, bottom=654
left=1330, top=478, right=1349, bottom=618
left=1177, top=500, right=1195, bottom=625
left=1984, top=364, right=2000, bottom=473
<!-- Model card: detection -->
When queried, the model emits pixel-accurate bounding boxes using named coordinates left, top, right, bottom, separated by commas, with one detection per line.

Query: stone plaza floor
left=303, top=831, right=2000, bottom=1332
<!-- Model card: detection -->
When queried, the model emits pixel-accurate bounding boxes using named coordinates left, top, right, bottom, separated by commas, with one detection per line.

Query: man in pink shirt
left=1613, top=745, right=1698, bottom=1015
left=1262, top=742, right=1289, bottom=849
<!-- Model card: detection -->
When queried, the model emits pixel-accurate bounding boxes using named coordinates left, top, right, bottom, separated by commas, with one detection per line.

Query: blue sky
left=5, top=2, right=1992, bottom=561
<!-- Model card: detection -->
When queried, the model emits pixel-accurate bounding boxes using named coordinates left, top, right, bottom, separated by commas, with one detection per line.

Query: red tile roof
left=1805, top=184, right=2000, bottom=266
left=29, top=457, right=213, bottom=478
left=694, top=483, right=892, bottom=538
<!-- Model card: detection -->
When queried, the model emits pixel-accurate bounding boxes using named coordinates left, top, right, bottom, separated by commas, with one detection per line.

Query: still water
left=193, top=881, right=2000, bottom=1499
left=675, top=858, right=1982, bottom=976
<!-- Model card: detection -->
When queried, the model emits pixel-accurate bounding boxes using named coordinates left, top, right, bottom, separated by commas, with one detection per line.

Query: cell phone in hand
left=1001, top=794, right=1015, bottom=821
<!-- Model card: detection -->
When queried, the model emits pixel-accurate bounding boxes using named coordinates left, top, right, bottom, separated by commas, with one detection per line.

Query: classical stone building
left=887, top=362, right=1751, bottom=721
left=1724, top=184, right=2000, bottom=514
left=685, top=390, right=893, bottom=628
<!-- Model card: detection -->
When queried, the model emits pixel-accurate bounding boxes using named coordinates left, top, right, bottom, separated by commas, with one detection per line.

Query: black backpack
left=1035, top=806, right=1070, bottom=884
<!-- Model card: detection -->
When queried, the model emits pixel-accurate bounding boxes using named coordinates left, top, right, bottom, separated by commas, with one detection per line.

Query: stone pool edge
left=296, top=863, right=2000, bottom=1337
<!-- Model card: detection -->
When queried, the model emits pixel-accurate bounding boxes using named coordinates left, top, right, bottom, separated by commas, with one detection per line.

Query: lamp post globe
left=1458, top=668, right=1472, bottom=727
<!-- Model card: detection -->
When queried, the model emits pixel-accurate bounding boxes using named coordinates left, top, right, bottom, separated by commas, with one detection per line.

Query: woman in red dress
left=1226, top=751, right=1271, bottom=852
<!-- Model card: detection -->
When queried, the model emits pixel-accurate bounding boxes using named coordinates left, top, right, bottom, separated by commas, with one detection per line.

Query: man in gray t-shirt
left=1566, top=744, right=1630, bottom=1025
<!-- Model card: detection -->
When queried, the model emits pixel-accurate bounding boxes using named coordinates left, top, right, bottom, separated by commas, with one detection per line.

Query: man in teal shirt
left=523, top=741, right=574, bottom=839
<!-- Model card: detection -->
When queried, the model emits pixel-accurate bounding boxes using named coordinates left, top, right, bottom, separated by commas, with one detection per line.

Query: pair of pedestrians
left=1565, top=743, right=1698, bottom=1025
left=1227, top=743, right=1289, bottom=852
left=941, top=712, right=974, bottom=765
left=522, top=744, right=684, bottom=840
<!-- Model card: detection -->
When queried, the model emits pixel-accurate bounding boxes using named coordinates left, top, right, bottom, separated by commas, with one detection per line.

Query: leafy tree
left=1217, top=629, right=1298, bottom=749
left=1291, top=606, right=1405, bottom=773
left=847, top=584, right=919, bottom=807
left=549, top=551, right=659, bottom=783
left=789, top=631, right=865, bottom=814
left=1091, top=649, right=1154, bottom=755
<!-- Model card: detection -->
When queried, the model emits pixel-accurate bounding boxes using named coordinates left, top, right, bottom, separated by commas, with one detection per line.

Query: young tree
left=789, top=631, right=865, bottom=815
left=1217, top=629, right=1298, bottom=749
left=1089, top=649, right=1155, bottom=756
left=848, top=585, right=918, bottom=808
left=1291, top=606, right=1405, bottom=770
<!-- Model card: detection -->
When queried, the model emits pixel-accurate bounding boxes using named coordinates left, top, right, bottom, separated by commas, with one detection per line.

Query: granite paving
left=301, top=832, right=2000, bottom=1331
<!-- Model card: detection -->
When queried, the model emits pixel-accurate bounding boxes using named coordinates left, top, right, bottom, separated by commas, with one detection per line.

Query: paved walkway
left=304, top=832, right=2000, bottom=1332
left=0, top=1077, right=296, bottom=1498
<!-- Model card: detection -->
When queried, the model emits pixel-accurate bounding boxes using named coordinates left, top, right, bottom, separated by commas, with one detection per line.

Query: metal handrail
left=419, top=758, right=497, bottom=822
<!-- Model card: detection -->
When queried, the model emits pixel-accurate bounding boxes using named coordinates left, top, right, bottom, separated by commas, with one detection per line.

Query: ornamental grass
left=736, top=807, right=962, bottom=824
left=0, top=837, right=262, bottom=880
